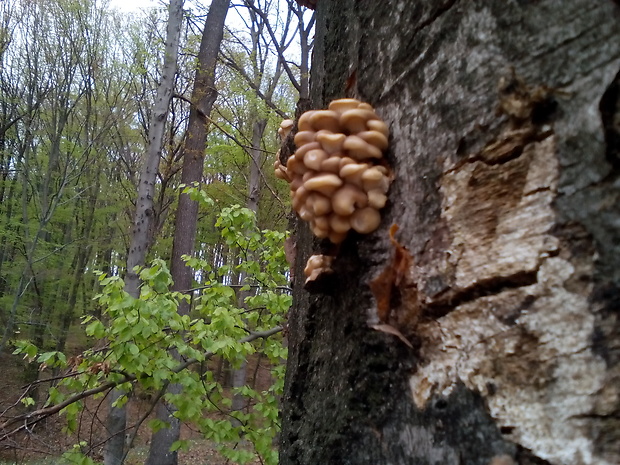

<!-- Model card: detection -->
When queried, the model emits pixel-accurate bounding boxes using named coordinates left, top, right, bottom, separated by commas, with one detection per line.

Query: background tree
left=104, top=2, right=185, bottom=465
left=146, top=1, right=231, bottom=464
left=279, top=1, right=620, bottom=465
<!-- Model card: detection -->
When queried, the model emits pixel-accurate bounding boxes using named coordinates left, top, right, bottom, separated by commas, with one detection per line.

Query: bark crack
left=422, top=268, right=540, bottom=318
left=412, top=0, right=459, bottom=36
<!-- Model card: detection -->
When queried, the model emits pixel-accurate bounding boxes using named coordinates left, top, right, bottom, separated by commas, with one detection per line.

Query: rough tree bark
left=280, top=1, right=620, bottom=465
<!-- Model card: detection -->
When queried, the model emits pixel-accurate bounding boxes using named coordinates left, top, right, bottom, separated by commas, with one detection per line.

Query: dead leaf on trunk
left=369, top=224, right=413, bottom=322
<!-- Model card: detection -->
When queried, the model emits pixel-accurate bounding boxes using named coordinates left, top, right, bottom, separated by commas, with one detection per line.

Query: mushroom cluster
left=275, top=98, right=391, bottom=244
left=303, top=254, right=333, bottom=284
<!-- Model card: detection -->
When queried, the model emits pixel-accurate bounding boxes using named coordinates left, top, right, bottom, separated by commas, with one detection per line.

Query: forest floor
left=0, top=349, right=272, bottom=465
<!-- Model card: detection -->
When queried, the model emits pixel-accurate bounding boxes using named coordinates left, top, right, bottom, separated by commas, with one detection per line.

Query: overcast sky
left=108, top=0, right=159, bottom=13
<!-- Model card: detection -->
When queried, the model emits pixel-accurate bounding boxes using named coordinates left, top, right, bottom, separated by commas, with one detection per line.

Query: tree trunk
left=280, top=1, right=620, bottom=465
left=146, top=2, right=230, bottom=464
left=104, top=2, right=185, bottom=464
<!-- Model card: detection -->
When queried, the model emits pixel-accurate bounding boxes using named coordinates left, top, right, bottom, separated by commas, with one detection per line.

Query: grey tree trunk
left=146, top=2, right=230, bottom=464
left=280, top=1, right=620, bottom=465
left=104, top=2, right=184, bottom=465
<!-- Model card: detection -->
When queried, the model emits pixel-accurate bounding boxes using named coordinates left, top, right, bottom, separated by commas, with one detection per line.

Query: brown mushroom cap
left=329, top=214, right=351, bottom=233
left=303, top=149, right=329, bottom=171
left=304, top=254, right=324, bottom=276
left=304, top=254, right=334, bottom=283
left=293, top=141, right=320, bottom=162
left=278, top=119, right=294, bottom=141
left=339, top=109, right=378, bottom=133
left=332, top=184, right=368, bottom=216
left=320, top=156, right=343, bottom=173
left=274, top=159, right=289, bottom=180
left=309, top=110, right=341, bottom=132
left=328, top=230, right=348, bottom=244
left=299, top=206, right=314, bottom=222
left=358, top=130, right=389, bottom=150
left=328, top=98, right=362, bottom=115
left=339, top=162, right=369, bottom=187
left=316, top=131, right=346, bottom=154
left=350, top=207, right=381, bottom=234
left=367, top=189, right=388, bottom=209
left=310, top=222, right=329, bottom=239
left=338, top=156, right=357, bottom=170
left=290, top=177, right=303, bottom=191
left=361, top=167, right=390, bottom=192
left=304, top=173, right=343, bottom=196
left=294, top=130, right=316, bottom=147
left=291, top=185, right=309, bottom=211
left=367, top=119, right=389, bottom=138
left=308, top=192, right=332, bottom=216
left=286, top=154, right=306, bottom=175
left=313, top=214, right=330, bottom=232
left=298, top=110, right=316, bottom=132
left=343, top=135, right=383, bottom=160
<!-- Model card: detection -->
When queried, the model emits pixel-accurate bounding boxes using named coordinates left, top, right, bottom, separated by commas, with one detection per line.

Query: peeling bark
left=280, top=1, right=620, bottom=464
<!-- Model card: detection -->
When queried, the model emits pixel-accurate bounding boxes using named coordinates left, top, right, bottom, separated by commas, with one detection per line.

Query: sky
left=108, top=0, right=159, bottom=13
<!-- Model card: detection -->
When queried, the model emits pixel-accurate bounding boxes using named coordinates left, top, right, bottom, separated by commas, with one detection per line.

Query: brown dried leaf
left=369, top=324, right=413, bottom=348
left=369, top=224, right=413, bottom=322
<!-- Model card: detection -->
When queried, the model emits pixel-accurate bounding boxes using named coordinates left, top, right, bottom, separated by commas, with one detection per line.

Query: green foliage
left=14, top=204, right=290, bottom=464
left=61, top=442, right=97, bottom=465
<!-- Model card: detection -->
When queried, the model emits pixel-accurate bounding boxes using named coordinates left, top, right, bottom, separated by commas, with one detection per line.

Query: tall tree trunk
left=145, top=2, right=230, bottom=465
left=280, top=1, right=620, bottom=465
left=103, top=2, right=185, bottom=465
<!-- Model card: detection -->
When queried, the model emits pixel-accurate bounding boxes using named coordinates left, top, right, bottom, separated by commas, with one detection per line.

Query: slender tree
left=145, top=2, right=231, bottom=464
left=103, top=2, right=185, bottom=465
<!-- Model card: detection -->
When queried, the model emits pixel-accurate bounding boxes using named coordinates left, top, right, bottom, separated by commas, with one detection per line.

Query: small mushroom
left=367, top=119, right=389, bottom=138
left=294, top=130, right=316, bottom=147
left=286, top=154, right=306, bottom=175
left=328, top=230, right=348, bottom=244
left=367, top=189, right=388, bottom=209
left=274, top=164, right=290, bottom=181
left=298, top=205, right=314, bottom=222
left=316, top=131, right=346, bottom=154
left=329, top=98, right=362, bottom=115
left=278, top=119, right=294, bottom=141
left=291, top=185, right=309, bottom=211
left=358, top=130, right=389, bottom=150
left=320, top=156, right=343, bottom=173
left=310, top=221, right=329, bottom=239
left=298, top=110, right=316, bottom=132
left=362, top=166, right=390, bottom=192
left=308, top=192, right=332, bottom=216
left=304, top=173, right=343, bottom=196
left=332, top=184, right=368, bottom=216
left=314, top=214, right=329, bottom=230
left=329, top=213, right=351, bottom=233
left=309, top=110, right=341, bottom=132
left=338, top=156, right=357, bottom=170
left=350, top=207, right=381, bottom=234
left=304, top=254, right=334, bottom=283
left=343, top=135, right=383, bottom=160
left=303, top=149, right=329, bottom=171
left=293, top=141, right=321, bottom=162
left=339, top=109, right=378, bottom=133
left=339, top=162, right=369, bottom=187
left=290, top=176, right=303, bottom=191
